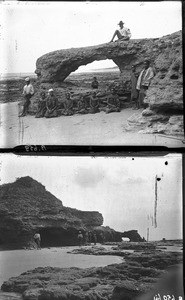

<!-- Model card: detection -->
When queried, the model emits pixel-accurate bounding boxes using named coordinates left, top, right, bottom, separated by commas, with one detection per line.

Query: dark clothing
left=106, top=94, right=120, bottom=113
left=78, top=233, right=83, bottom=246
left=138, top=85, right=148, bottom=108
left=89, top=96, right=99, bottom=114
left=77, top=99, right=88, bottom=114
left=63, top=98, right=74, bottom=116
left=35, top=99, right=46, bottom=118
left=131, top=71, right=138, bottom=100
left=45, top=95, right=58, bottom=118
left=21, top=94, right=32, bottom=116
left=91, top=80, right=99, bottom=89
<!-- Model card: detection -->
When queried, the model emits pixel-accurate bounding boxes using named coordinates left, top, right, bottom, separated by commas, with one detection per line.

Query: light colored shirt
left=119, top=27, right=131, bottom=38
left=136, top=67, right=154, bottom=90
left=34, top=233, right=41, bottom=240
left=23, top=83, right=34, bottom=96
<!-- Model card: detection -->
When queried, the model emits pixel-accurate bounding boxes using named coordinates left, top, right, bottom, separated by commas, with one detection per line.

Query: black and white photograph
left=0, top=154, right=183, bottom=299
left=0, top=1, right=183, bottom=147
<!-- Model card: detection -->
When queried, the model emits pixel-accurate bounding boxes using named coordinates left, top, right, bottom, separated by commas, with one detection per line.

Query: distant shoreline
left=0, top=68, right=119, bottom=81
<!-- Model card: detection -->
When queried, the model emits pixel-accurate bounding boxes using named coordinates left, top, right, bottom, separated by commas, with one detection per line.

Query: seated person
left=89, top=92, right=100, bottom=114
left=76, top=95, right=88, bottom=114
left=105, top=88, right=120, bottom=113
left=35, top=91, right=47, bottom=118
left=45, top=89, right=58, bottom=118
left=63, top=92, right=74, bottom=116
left=91, top=77, right=99, bottom=89
left=110, top=21, right=131, bottom=42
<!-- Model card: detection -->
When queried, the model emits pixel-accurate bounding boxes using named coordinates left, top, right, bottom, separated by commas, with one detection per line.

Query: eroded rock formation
left=33, top=31, right=183, bottom=136
left=0, top=177, right=123, bottom=249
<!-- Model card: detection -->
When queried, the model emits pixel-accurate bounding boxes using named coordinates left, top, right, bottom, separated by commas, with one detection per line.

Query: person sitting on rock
left=105, top=88, right=120, bottom=113
left=89, top=92, right=100, bottom=114
left=91, top=77, right=99, bottom=89
left=34, top=232, right=41, bottom=250
left=110, top=21, right=131, bottom=42
left=19, top=77, right=34, bottom=117
left=130, top=65, right=139, bottom=110
left=76, top=95, right=88, bottom=114
left=63, top=92, right=74, bottom=116
left=136, top=60, right=154, bottom=109
left=35, top=91, right=47, bottom=118
left=45, top=89, right=58, bottom=118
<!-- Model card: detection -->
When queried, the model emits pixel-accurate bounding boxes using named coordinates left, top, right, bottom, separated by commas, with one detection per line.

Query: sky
left=0, top=154, right=183, bottom=241
left=0, top=1, right=182, bottom=75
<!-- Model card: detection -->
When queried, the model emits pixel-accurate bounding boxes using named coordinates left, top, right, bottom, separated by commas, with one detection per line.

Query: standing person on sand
left=19, top=77, right=34, bottom=117
left=130, top=65, right=139, bottom=109
left=34, top=232, right=41, bottom=250
left=136, top=60, right=154, bottom=109
left=77, top=231, right=83, bottom=247
left=110, top=21, right=131, bottom=42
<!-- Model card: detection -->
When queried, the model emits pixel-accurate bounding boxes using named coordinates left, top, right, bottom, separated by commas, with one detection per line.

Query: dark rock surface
left=0, top=177, right=122, bottom=249
left=1, top=249, right=183, bottom=300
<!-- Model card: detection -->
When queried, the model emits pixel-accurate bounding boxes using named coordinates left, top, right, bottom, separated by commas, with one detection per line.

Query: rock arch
left=35, top=40, right=141, bottom=83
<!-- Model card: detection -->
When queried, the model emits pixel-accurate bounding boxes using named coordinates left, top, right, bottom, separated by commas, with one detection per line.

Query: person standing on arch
left=110, top=21, right=131, bottom=42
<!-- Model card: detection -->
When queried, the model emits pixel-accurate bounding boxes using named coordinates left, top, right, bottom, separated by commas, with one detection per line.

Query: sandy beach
left=0, top=102, right=184, bottom=148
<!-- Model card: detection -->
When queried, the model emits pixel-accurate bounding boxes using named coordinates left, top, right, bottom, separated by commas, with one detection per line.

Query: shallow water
left=0, top=246, right=123, bottom=287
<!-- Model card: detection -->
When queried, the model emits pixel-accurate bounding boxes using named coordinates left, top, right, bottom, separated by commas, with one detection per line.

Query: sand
left=0, top=246, right=122, bottom=287
left=0, top=102, right=184, bottom=148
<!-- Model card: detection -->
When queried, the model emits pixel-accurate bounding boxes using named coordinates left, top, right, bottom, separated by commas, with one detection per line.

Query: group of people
left=20, top=78, right=121, bottom=118
left=78, top=230, right=105, bottom=246
left=33, top=231, right=105, bottom=249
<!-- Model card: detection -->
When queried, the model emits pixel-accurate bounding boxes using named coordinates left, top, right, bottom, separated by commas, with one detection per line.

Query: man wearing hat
left=110, top=21, right=131, bottom=42
left=20, top=77, right=34, bottom=117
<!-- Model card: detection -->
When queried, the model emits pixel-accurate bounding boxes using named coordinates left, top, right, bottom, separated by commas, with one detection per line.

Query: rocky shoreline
left=1, top=245, right=183, bottom=300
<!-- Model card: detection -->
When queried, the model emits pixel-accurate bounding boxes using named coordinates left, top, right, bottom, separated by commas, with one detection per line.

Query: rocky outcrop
left=1, top=250, right=183, bottom=300
left=33, top=30, right=183, bottom=137
left=122, top=230, right=145, bottom=242
left=0, top=177, right=122, bottom=249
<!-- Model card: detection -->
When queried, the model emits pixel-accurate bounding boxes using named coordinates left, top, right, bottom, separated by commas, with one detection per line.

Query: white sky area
left=0, top=1, right=182, bottom=75
left=0, top=154, right=183, bottom=241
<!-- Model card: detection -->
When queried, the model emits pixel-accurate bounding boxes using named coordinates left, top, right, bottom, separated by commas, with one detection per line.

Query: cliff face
left=0, top=177, right=122, bottom=249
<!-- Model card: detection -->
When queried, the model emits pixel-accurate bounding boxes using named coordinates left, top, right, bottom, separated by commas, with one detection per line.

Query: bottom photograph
left=0, top=154, right=183, bottom=300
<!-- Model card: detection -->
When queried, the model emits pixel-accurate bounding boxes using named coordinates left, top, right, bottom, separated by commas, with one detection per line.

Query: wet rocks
left=1, top=250, right=182, bottom=300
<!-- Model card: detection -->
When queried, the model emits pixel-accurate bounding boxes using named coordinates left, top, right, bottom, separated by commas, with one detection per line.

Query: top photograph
left=0, top=1, right=183, bottom=148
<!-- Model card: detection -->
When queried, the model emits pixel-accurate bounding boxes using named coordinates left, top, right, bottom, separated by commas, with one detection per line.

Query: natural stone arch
left=35, top=41, right=140, bottom=83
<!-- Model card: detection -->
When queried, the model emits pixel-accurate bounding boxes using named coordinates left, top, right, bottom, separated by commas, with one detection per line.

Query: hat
left=48, top=88, right=54, bottom=92
left=25, top=77, right=30, bottom=81
left=118, top=21, right=124, bottom=25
